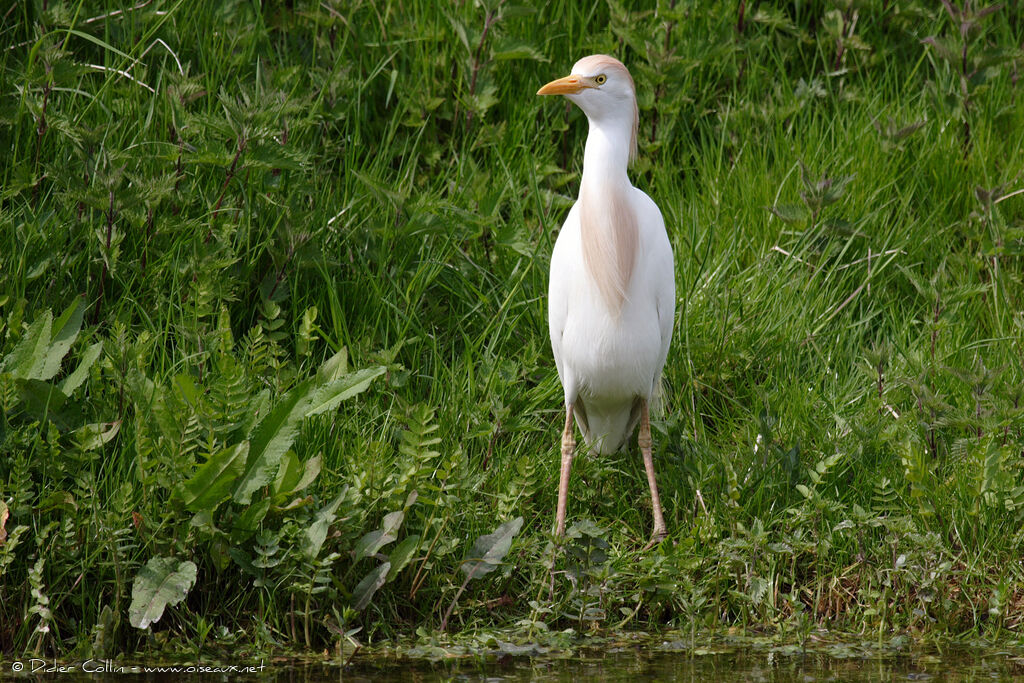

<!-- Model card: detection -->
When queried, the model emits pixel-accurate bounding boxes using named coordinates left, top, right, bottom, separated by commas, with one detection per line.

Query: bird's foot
left=642, top=528, right=667, bottom=551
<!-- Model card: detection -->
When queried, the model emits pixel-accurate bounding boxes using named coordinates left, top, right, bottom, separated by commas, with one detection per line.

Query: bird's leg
left=639, top=399, right=667, bottom=546
left=554, top=403, right=576, bottom=537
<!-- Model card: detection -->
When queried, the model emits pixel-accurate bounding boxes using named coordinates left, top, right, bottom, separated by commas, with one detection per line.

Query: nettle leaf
left=247, top=143, right=307, bottom=171
left=469, top=84, right=499, bottom=117
left=752, top=7, right=799, bottom=33
left=821, top=175, right=855, bottom=206
left=894, top=121, right=926, bottom=141
left=352, top=562, right=390, bottom=611
left=501, top=5, right=538, bottom=18
left=177, top=441, right=249, bottom=512
left=490, top=40, right=547, bottom=62
left=822, top=9, right=844, bottom=37
left=973, top=45, right=1019, bottom=72
left=129, top=557, right=197, bottom=629
left=922, top=36, right=959, bottom=67
left=767, top=203, right=810, bottom=224
left=460, top=516, right=523, bottom=580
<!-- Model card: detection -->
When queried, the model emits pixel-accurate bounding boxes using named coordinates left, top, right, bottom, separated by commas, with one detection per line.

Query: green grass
left=2, top=0, right=1024, bottom=659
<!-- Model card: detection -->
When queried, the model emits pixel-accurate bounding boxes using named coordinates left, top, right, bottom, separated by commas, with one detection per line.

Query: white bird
left=538, top=55, right=675, bottom=545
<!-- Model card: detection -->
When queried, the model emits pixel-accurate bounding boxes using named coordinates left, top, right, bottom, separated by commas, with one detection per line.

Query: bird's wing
left=655, top=238, right=675, bottom=369
left=548, top=203, right=582, bottom=404
left=634, top=189, right=675, bottom=383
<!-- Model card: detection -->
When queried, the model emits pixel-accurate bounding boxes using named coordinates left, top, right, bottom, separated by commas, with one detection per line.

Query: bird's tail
left=575, top=397, right=642, bottom=455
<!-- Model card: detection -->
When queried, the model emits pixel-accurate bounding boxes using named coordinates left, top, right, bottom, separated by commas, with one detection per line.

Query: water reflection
left=336, top=645, right=1024, bottom=682
left=5, top=641, right=1023, bottom=682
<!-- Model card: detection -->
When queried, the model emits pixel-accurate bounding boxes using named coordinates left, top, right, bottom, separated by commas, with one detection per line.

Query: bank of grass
left=2, top=0, right=1024, bottom=658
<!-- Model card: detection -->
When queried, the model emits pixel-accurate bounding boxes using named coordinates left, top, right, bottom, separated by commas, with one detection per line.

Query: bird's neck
left=580, top=120, right=632, bottom=192
left=577, top=117, right=638, bottom=317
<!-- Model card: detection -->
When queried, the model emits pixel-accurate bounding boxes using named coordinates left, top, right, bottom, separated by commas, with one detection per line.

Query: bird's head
left=537, top=54, right=638, bottom=162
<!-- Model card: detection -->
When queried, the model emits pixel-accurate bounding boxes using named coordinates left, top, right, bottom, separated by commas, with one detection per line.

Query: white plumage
left=539, top=55, right=675, bottom=544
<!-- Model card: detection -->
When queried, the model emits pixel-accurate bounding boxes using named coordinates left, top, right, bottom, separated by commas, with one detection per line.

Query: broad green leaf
left=460, top=516, right=523, bottom=580
left=354, top=510, right=404, bottom=561
left=128, top=557, right=197, bottom=629
left=352, top=562, right=390, bottom=611
left=1, top=310, right=51, bottom=378
left=386, top=535, right=421, bottom=581
left=301, top=489, right=346, bottom=558
left=271, top=450, right=299, bottom=496
left=38, top=490, right=76, bottom=512
left=234, top=364, right=382, bottom=504
left=241, top=388, right=272, bottom=438
left=229, top=547, right=255, bottom=575
left=272, top=451, right=302, bottom=498
left=72, top=420, right=121, bottom=451
left=316, top=347, right=348, bottom=382
left=381, top=509, right=405, bottom=534
left=176, top=442, right=249, bottom=512
left=15, top=378, right=72, bottom=426
left=354, top=530, right=393, bottom=562
left=91, top=604, right=119, bottom=659
left=291, top=454, right=322, bottom=494
left=229, top=498, right=272, bottom=543
left=36, top=297, right=85, bottom=381
left=273, top=452, right=321, bottom=500
left=233, top=378, right=312, bottom=504
left=171, top=373, right=202, bottom=407
left=305, top=366, right=386, bottom=417
left=60, top=341, right=102, bottom=396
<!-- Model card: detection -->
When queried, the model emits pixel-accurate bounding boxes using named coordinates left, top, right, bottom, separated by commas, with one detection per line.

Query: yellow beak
left=537, top=74, right=586, bottom=96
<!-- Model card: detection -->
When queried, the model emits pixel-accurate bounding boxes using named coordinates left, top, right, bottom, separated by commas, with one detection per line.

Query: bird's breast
left=560, top=281, right=663, bottom=400
left=548, top=187, right=674, bottom=403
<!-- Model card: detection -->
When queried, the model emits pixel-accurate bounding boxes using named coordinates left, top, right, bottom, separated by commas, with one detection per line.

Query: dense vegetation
left=2, top=0, right=1024, bottom=660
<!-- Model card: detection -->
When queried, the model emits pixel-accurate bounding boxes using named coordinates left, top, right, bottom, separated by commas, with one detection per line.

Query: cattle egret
left=538, top=54, right=675, bottom=545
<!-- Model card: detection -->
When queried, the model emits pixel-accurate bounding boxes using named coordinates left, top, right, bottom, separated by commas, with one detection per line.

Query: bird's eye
left=594, top=74, right=607, bottom=85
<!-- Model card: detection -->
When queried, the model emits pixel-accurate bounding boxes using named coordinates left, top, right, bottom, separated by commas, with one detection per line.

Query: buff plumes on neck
left=579, top=181, right=638, bottom=317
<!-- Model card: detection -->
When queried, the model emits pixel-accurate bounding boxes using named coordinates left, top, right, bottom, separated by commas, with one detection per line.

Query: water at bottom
left=7, top=638, right=1024, bottom=681
left=336, top=639, right=1024, bottom=682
